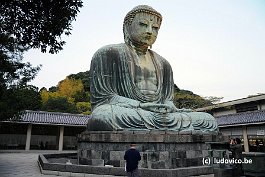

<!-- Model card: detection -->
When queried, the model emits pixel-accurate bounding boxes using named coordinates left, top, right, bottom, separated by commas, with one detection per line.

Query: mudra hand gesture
left=140, top=102, right=193, bottom=113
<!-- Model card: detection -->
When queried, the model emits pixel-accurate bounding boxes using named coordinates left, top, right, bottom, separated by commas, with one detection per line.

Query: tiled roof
left=216, top=110, right=265, bottom=127
left=196, top=94, right=265, bottom=112
left=19, top=110, right=90, bottom=126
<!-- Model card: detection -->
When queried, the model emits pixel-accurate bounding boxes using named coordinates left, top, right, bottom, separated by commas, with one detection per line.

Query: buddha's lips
left=144, top=35, right=152, bottom=39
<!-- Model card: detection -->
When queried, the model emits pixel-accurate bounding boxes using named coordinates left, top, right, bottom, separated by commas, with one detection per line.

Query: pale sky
left=24, top=0, right=265, bottom=102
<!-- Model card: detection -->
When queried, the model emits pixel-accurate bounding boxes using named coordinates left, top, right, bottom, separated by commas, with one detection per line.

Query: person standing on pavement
left=124, top=143, right=141, bottom=177
left=230, top=138, right=243, bottom=159
left=230, top=138, right=243, bottom=176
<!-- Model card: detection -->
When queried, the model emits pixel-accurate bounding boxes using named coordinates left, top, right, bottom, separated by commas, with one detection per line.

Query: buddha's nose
left=146, top=32, right=152, bottom=36
left=146, top=25, right=153, bottom=35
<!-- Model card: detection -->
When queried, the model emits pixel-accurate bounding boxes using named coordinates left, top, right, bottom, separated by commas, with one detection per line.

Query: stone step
left=190, top=175, right=214, bottom=177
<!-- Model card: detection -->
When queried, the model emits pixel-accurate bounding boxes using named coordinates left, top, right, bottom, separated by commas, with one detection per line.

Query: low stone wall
left=243, top=152, right=265, bottom=176
left=78, top=131, right=228, bottom=169
left=38, top=153, right=213, bottom=177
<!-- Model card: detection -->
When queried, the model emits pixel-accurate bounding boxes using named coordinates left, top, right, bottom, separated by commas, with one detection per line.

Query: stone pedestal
left=77, top=130, right=228, bottom=169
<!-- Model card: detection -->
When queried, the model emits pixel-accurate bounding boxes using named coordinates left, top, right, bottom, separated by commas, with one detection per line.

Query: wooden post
left=243, top=126, right=249, bottom=152
left=25, top=124, right=32, bottom=151
left=58, top=126, right=64, bottom=151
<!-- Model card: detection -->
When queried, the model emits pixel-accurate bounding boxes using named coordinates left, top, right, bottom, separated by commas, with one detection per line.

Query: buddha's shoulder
left=149, top=50, right=171, bottom=66
left=94, top=43, right=126, bottom=55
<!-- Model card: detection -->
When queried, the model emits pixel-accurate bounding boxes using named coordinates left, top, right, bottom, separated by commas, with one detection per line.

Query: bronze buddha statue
left=87, top=5, right=218, bottom=132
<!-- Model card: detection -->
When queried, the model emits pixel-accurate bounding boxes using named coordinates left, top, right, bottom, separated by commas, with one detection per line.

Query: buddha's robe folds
left=87, top=43, right=218, bottom=132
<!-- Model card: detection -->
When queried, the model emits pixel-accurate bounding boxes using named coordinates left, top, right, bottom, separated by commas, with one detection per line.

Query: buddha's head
left=123, top=5, right=162, bottom=49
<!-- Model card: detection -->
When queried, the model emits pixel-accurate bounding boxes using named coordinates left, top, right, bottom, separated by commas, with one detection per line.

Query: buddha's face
left=127, top=12, right=161, bottom=47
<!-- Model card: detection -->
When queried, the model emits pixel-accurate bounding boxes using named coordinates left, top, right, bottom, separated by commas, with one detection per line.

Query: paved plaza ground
left=0, top=151, right=60, bottom=177
left=0, top=151, right=100, bottom=177
left=0, top=151, right=214, bottom=177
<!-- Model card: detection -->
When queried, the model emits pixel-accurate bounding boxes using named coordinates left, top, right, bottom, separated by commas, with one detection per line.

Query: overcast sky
left=24, top=0, right=265, bottom=102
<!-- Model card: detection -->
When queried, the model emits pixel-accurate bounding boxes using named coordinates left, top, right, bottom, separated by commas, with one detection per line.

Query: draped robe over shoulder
left=87, top=43, right=218, bottom=132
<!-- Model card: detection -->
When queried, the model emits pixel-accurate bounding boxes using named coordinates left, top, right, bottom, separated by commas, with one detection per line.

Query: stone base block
left=213, top=167, right=233, bottom=177
left=78, top=131, right=228, bottom=169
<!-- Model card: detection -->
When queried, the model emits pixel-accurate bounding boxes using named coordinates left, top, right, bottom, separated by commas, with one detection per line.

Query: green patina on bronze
left=87, top=5, right=218, bottom=132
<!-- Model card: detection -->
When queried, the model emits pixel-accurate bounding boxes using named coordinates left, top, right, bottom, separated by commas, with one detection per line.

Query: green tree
left=40, top=77, right=90, bottom=114
left=0, top=34, right=41, bottom=120
left=174, top=89, right=213, bottom=109
left=0, top=0, right=83, bottom=53
left=76, top=102, right=91, bottom=115
left=73, top=90, right=90, bottom=103
left=0, top=0, right=83, bottom=120
left=40, top=87, right=50, bottom=104
left=68, top=71, right=90, bottom=91
left=57, top=77, right=84, bottom=103
left=42, top=97, right=77, bottom=113
left=0, top=34, right=41, bottom=89
left=48, top=86, right=57, bottom=92
left=0, top=85, right=42, bottom=120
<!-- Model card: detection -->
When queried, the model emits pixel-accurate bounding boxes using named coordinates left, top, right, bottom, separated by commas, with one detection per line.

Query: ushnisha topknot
left=123, top=5, right=163, bottom=26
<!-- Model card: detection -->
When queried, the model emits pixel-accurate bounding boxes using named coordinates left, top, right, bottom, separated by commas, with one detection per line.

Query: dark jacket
left=124, top=148, right=141, bottom=172
left=230, top=144, right=243, bottom=159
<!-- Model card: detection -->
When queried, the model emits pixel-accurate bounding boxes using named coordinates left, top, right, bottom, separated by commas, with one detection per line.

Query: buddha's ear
left=123, top=25, right=130, bottom=44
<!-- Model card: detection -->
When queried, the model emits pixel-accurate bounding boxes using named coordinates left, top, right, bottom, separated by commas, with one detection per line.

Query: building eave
left=196, top=94, right=265, bottom=112
left=1, top=120, right=87, bottom=127
left=218, top=121, right=265, bottom=128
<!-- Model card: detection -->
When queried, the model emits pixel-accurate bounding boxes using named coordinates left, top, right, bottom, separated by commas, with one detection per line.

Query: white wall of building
left=247, top=125, right=265, bottom=135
